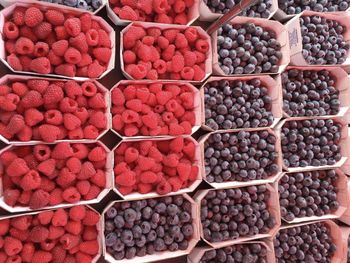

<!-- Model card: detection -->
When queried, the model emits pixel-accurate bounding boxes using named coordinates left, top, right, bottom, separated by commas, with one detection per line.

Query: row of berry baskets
left=2, top=2, right=350, bottom=81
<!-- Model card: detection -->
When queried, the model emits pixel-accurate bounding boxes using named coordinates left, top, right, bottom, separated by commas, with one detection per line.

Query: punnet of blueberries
left=217, top=22, right=282, bottom=75
left=300, top=15, right=349, bottom=65
left=279, top=0, right=350, bottom=14
left=274, top=222, right=336, bottom=262
left=281, top=119, right=342, bottom=168
left=279, top=170, right=339, bottom=222
left=199, top=243, right=269, bottom=262
left=282, top=69, right=340, bottom=117
left=200, top=186, right=277, bottom=243
left=203, top=0, right=274, bottom=18
left=204, top=78, right=274, bottom=130
left=204, top=130, right=279, bottom=183
left=104, top=195, right=194, bottom=260
left=41, top=0, right=103, bottom=11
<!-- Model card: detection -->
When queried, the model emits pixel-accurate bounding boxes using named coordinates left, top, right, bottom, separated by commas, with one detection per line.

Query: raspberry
left=4, top=22, right=19, bottom=40
left=74, top=107, right=89, bottom=123
left=55, top=64, right=76, bottom=77
left=88, top=146, right=106, bottom=162
left=78, top=13, right=92, bottom=33
left=92, top=47, right=111, bottom=64
left=7, top=54, right=22, bottom=71
left=52, top=208, right=68, bottom=227
left=31, top=251, right=52, bottom=263
left=83, top=125, right=98, bottom=139
left=62, top=187, right=81, bottom=203
left=51, top=246, right=66, bottom=263
left=38, top=124, right=60, bottom=142
left=5, top=40, right=16, bottom=54
left=79, top=240, right=99, bottom=255
left=156, top=180, right=172, bottom=195
left=137, top=183, right=152, bottom=194
left=118, top=6, right=139, bottom=20
left=98, top=29, right=111, bottom=48
left=82, top=209, right=99, bottom=226
left=115, top=171, right=136, bottom=187
left=69, top=33, right=89, bottom=54
left=72, top=144, right=89, bottom=159
left=21, top=243, right=34, bottom=262
left=174, top=13, right=188, bottom=24
left=90, top=169, right=106, bottom=187
left=34, top=22, right=52, bottom=40
left=44, top=84, right=64, bottom=104
left=24, top=7, right=43, bottom=27
left=52, top=40, right=68, bottom=56
left=20, top=170, right=41, bottom=191
left=29, top=189, right=50, bottom=209
left=89, top=94, right=106, bottom=110
left=33, top=42, right=49, bottom=57
left=63, top=113, right=81, bottom=131
left=87, top=60, right=105, bottom=78
left=76, top=180, right=91, bottom=196
left=48, top=51, right=63, bottom=66
left=6, top=158, right=29, bottom=177
left=124, top=26, right=146, bottom=42
left=78, top=161, right=96, bottom=180
left=54, top=26, right=68, bottom=40
left=37, top=158, right=56, bottom=177
left=153, top=0, right=170, bottom=13
left=13, top=7, right=25, bottom=26
left=29, top=226, right=49, bottom=243
left=27, top=79, right=49, bottom=93
left=15, top=37, right=34, bottom=55
left=64, top=18, right=81, bottom=37
left=147, top=69, right=158, bottom=79
left=45, top=9, right=64, bottom=25
left=171, top=54, right=185, bottom=73
left=49, top=189, right=63, bottom=206
left=69, top=206, right=86, bottom=222
left=6, top=114, right=25, bottom=135
left=4, top=237, right=22, bottom=256
left=156, top=14, right=173, bottom=24
left=30, top=57, right=51, bottom=74
left=162, top=44, right=176, bottom=61
left=195, top=39, right=209, bottom=53
left=64, top=47, right=82, bottom=65
left=37, top=211, right=54, bottom=225
left=124, top=147, right=139, bottom=163
left=168, top=177, right=182, bottom=191
left=0, top=219, right=9, bottom=236
left=76, top=252, right=92, bottom=262
left=193, top=64, right=205, bottom=81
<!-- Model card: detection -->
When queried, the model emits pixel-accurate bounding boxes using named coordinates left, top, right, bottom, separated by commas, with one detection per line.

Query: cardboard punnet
left=112, top=136, right=202, bottom=200
left=200, top=75, right=283, bottom=132
left=339, top=178, right=350, bottom=225
left=106, top=0, right=200, bottom=26
left=282, top=66, right=350, bottom=121
left=187, top=240, right=275, bottom=263
left=211, top=16, right=290, bottom=76
left=285, top=11, right=350, bottom=67
left=0, top=205, right=103, bottom=263
left=340, top=226, right=350, bottom=263
left=194, top=182, right=281, bottom=248
left=277, top=168, right=349, bottom=224
left=273, top=220, right=345, bottom=263
left=0, top=1, right=116, bottom=80
left=0, top=75, right=112, bottom=145
left=275, top=116, right=350, bottom=173
left=110, top=80, right=203, bottom=139
left=120, top=22, right=212, bottom=83
left=199, top=0, right=278, bottom=21
left=0, top=141, right=114, bottom=213
left=101, top=194, right=200, bottom=263
left=0, top=0, right=107, bottom=14
left=198, top=128, right=282, bottom=189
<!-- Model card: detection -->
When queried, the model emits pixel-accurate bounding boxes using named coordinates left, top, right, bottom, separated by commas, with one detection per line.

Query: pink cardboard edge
left=199, top=0, right=278, bottom=21
left=120, top=22, right=212, bottom=83
left=112, top=136, right=203, bottom=200
left=0, top=205, right=103, bottom=263
left=106, top=0, right=200, bottom=26
left=0, top=141, right=114, bottom=213
left=339, top=179, right=350, bottom=226
left=0, top=0, right=107, bottom=14
left=187, top=239, right=275, bottom=263
left=340, top=226, right=350, bottom=263
left=198, top=128, right=283, bottom=189
left=200, top=75, right=283, bottom=132
left=101, top=193, right=200, bottom=263
left=282, top=66, right=350, bottom=121
left=109, top=80, right=203, bottom=138
left=0, top=1, right=115, bottom=80
left=285, top=11, right=350, bottom=67
left=276, top=220, right=344, bottom=263
left=193, top=182, right=281, bottom=248
left=211, top=16, right=290, bottom=76
left=275, top=116, right=350, bottom=173
left=0, top=74, right=112, bottom=145
left=277, top=168, right=349, bottom=224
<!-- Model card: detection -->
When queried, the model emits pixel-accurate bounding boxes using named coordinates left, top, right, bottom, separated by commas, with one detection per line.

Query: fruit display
left=279, top=0, right=350, bottom=14
left=122, top=24, right=211, bottom=81
left=111, top=81, right=200, bottom=137
left=0, top=206, right=100, bottom=263
left=0, top=142, right=110, bottom=210
left=0, top=77, right=108, bottom=143
left=2, top=4, right=112, bottom=77
left=103, top=195, right=196, bottom=260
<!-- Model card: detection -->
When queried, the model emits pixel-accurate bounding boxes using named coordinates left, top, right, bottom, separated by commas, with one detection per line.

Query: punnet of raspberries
left=0, top=206, right=100, bottom=263
left=3, top=4, right=112, bottom=78
left=114, top=137, right=199, bottom=196
left=104, top=195, right=195, bottom=260
left=109, top=0, right=197, bottom=24
left=122, top=24, right=211, bottom=81
left=0, top=78, right=108, bottom=143
left=111, top=82, right=199, bottom=137
left=0, top=142, right=109, bottom=210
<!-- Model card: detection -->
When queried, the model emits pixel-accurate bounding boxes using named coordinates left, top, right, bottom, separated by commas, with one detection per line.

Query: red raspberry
left=34, top=22, right=52, bottom=40
left=193, top=64, right=205, bottom=81
left=93, top=47, right=111, bottom=64
left=21, top=243, right=35, bottom=262
left=78, top=161, right=96, bottom=180
left=31, top=251, right=52, bottom=263
left=27, top=79, right=49, bottom=93
left=90, top=169, right=106, bottom=187
left=174, top=13, right=187, bottom=24
left=4, top=237, right=22, bottom=256
left=6, top=158, right=29, bottom=177
left=118, top=6, right=139, bottom=20
left=38, top=210, right=54, bottom=225
left=140, top=171, right=158, bottom=184
left=6, top=114, right=25, bottom=135
left=37, top=158, right=56, bottom=177
left=48, top=225, right=64, bottom=240
left=195, top=39, right=209, bottom=53
left=76, top=252, right=92, bottom=262
left=82, top=209, right=99, bottom=226
left=76, top=180, right=91, bottom=196
left=156, top=180, right=172, bottom=195
left=156, top=14, right=173, bottom=24
left=20, top=170, right=41, bottom=191
left=175, top=33, right=188, bottom=49
left=125, top=64, right=147, bottom=80
left=115, top=170, right=136, bottom=187
left=15, top=37, right=34, bottom=55
left=153, top=0, right=170, bottom=13
left=54, top=26, right=68, bottom=40
left=171, top=54, right=185, bottom=72
left=52, top=40, right=68, bottom=56
left=24, top=7, right=44, bottom=27
left=62, top=187, right=81, bottom=203
left=64, top=18, right=81, bottom=37
left=29, top=189, right=50, bottom=209
left=63, top=113, right=81, bottom=131
left=13, top=7, right=25, bottom=26
left=33, top=145, right=50, bottom=161
left=5, top=40, right=16, bottom=54
left=124, top=25, right=146, bottom=42
left=55, top=64, right=76, bottom=77
left=79, top=240, right=99, bottom=255
left=45, top=9, right=64, bottom=25
left=56, top=168, right=75, bottom=187
left=29, top=226, right=49, bottom=242
left=72, top=144, right=89, bottom=159
left=98, top=29, right=111, bottom=48
left=83, top=125, right=99, bottom=139
left=44, top=84, right=64, bottom=104
left=33, top=42, right=49, bottom=57
left=52, top=208, right=68, bottom=227
left=48, top=189, right=63, bottom=206
left=87, top=60, right=105, bottom=78
left=7, top=54, right=22, bottom=71
left=184, top=27, right=198, bottom=43
left=79, top=13, right=92, bottom=33
left=0, top=219, right=9, bottom=236
left=30, top=57, right=51, bottom=74
left=64, top=47, right=82, bottom=65
left=87, top=146, right=106, bottom=162
left=4, top=22, right=19, bottom=40
left=124, top=147, right=139, bottom=163
left=69, top=33, right=89, bottom=54
left=69, top=206, right=86, bottom=221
